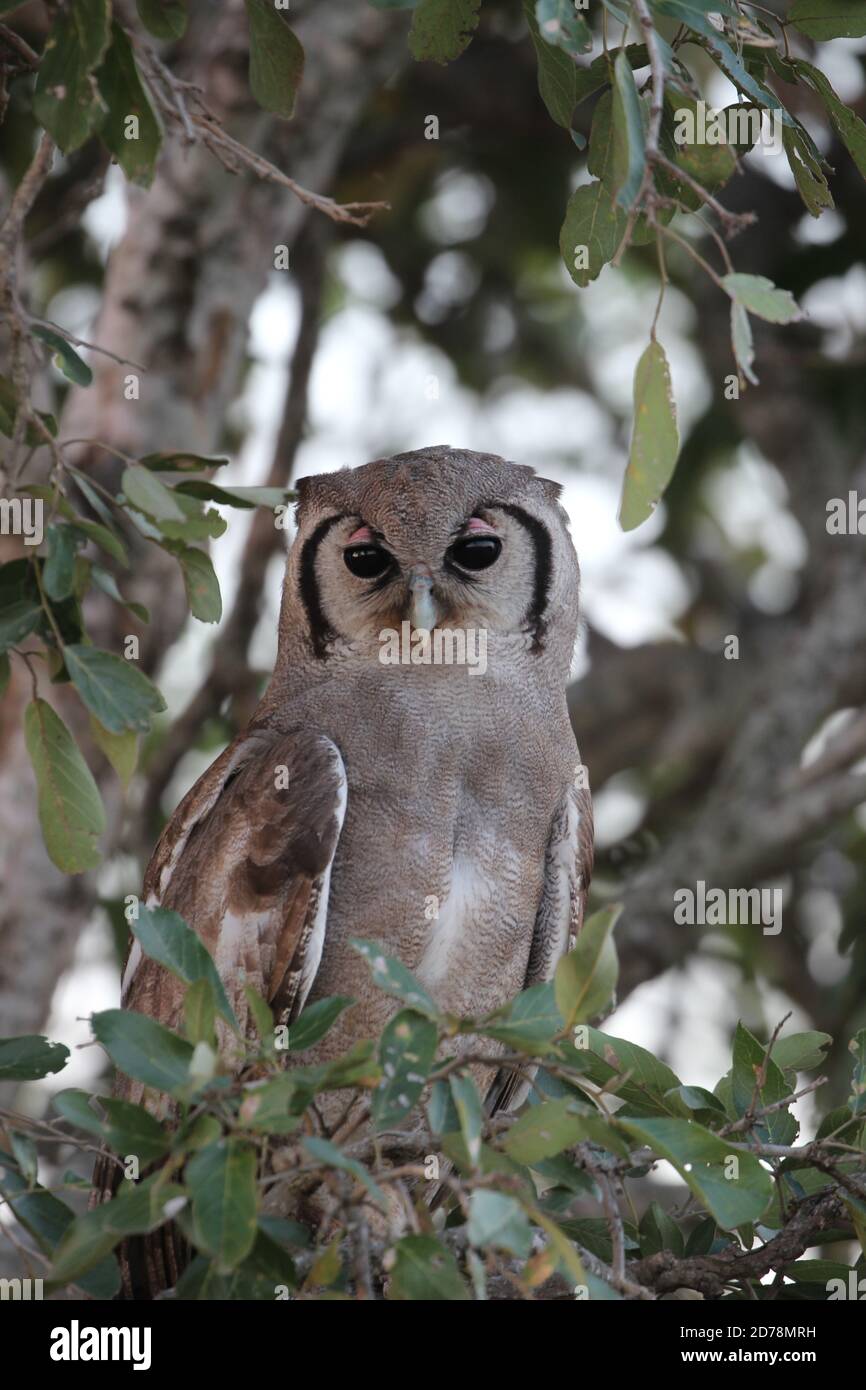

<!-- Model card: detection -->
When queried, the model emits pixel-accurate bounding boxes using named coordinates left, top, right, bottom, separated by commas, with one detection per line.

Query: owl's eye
left=448, top=534, right=502, bottom=572
left=344, top=544, right=393, bottom=579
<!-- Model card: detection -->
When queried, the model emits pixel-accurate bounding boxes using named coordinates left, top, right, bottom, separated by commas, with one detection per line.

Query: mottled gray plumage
left=94, top=445, right=593, bottom=1291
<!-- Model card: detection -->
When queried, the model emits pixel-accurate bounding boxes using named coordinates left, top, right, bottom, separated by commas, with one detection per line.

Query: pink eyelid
left=346, top=525, right=374, bottom=544
left=465, top=516, right=497, bottom=535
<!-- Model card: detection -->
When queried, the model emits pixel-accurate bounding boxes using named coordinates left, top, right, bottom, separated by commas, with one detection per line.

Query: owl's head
left=277, top=446, right=580, bottom=678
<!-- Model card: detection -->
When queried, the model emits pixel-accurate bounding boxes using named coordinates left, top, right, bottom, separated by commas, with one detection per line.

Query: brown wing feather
left=124, top=725, right=347, bottom=1039
left=91, top=725, right=347, bottom=1297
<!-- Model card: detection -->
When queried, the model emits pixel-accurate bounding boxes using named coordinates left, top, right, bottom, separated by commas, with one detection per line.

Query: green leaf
left=792, top=59, right=866, bottom=183
left=302, top=1137, right=388, bottom=1211
left=849, top=1029, right=866, bottom=1116
left=69, top=516, right=129, bottom=566
left=639, top=1200, right=684, bottom=1258
left=616, top=1115, right=773, bottom=1230
left=33, top=0, right=111, bottom=152
left=372, top=1009, right=438, bottom=1129
left=783, top=125, right=834, bottom=219
left=51, top=1173, right=183, bottom=1283
left=121, top=463, right=186, bottom=523
left=0, top=1162, right=119, bottom=1297
left=388, top=1234, right=470, bottom=1300
left=54, top=1088, right=169, bottom=1165
left=43, top=526, right=82, bottom=602
left=731, top=301, right=758, bottom=387
left=523, top=0, right=576, bottom=128
left=285, top=995, right=353, bottom=1052
left=131, top=904, right=237, bottom=1027
left=533, top=1208, right=588, bottom=1288
left=63, top=643, right=166, bottom=733
left=313, top=1038, right=381, bottom=1090
left=89, top=715, right=138, bottom=791
left=184, top=977, right=217, bottom=1046
left=733, top=1028, right=800, bottom=1145
left=101, top=1099, right=170, bottom=1163
left=0, top=597, right=42, bottom=653
left=612, top=51, right=646, bottom=209
left=468, top=1190, right=533, bottom=1257
left=174, top=1117, right=223, bottom=1158
left=67, top=466, right=119, bottom=529
left=574, top=43, right=649, bottom=106
left=136, top=0, right=188, bottom=40
left=721, top=273, right=802, bottom=325
left=534, top=0, right=591, bottom=56
left=563, top=1026, right=681, bottom=1113
left=186, top=1139, right=258, bottom=1271
left=90, top=565, right=149, bottom=623
left=427, top=1078, right=460, bottom=1135
left=0, top=1034, right=69, bottom=1081
left=619, top=340, right=680, bottom=532
left=25, top=698, right=105, bottom=872
left=559, top=181, right=627, bottom=289
left=91, top=1008, right=195, bottom=1094
left=97, top=22, right=163, bottom=186
left=587, top=89, right=618, bottom=182
left=31, top=327, right=93, bottom=387
left=449, top=1073, right=484, bottom=1168
left=504, top=1097, right=585, bottom=1165
left=480, top=989, right=557, bottom=1056
left=663, top=89, right=737, bottom=198
left=657, top=3, right=793, bottom=125
left=243, top=984, right=274, bottom=1045
left=772, top=1032, right=832, bottom=1075
left=684, top=1217, right=717, bottom=1256
left=174, top=481, right=291, bottom=509
left=481, top=979, right=563, bottom=1052
left=790, top=1, right=866, bottom=40
left=139, top=451, right=230, bottom=471
left=409, top=0, right=481, bottom=64
left=172, top=545, right=223, bottom=622
left=240, top=1075, right=303, bottom=1135
left=351, top=938, right=440, bottom=1018
left=664, top=1084, right=727, bottom=1123
left=555, top=904, right=620, bottom=1027
left=244, top=0, right=305, bottom=119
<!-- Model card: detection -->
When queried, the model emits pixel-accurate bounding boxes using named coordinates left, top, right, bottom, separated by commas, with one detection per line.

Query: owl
left=95, top=445, right=593, bottom=1291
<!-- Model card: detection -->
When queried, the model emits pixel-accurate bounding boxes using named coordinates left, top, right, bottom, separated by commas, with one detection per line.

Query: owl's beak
left=408, top=564, right=439, bottom=631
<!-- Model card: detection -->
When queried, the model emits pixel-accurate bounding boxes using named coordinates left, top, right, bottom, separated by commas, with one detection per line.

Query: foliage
left=0, top=908, right=863, bottom=1299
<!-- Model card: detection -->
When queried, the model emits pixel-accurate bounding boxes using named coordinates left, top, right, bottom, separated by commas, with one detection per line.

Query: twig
left=718, top=1075, right=828, bottom=1136
left=0, top=132, right=54, bottom=254
left=651, top=149, right=757, bottom=236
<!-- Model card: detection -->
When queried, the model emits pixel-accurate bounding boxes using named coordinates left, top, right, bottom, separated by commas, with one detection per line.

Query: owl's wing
left=486, top=767, right=593, bottom=1114
left=92, top=726, right=347, bottom=1296
left=526, top=767, right=594, bottom=982
left=123, top=725, right=348, bottom=1038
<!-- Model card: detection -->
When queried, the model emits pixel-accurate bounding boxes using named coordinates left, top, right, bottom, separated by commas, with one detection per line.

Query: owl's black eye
left=448, top=535, right=502, bottom=572
left=344, top=545, right=392, bottom=579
